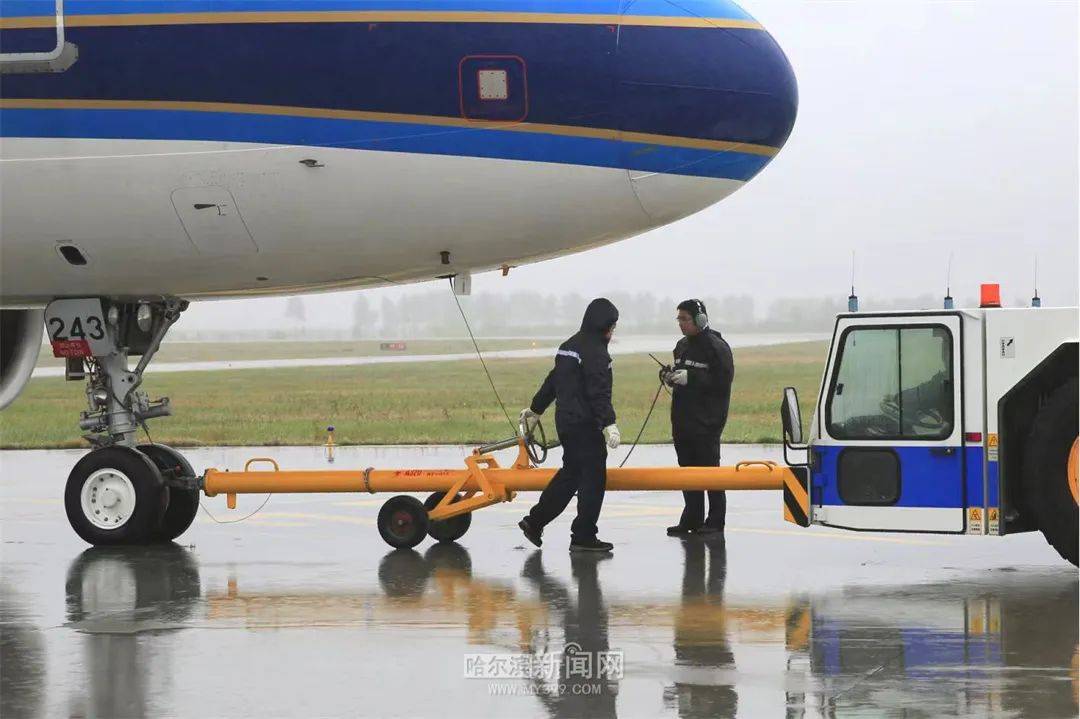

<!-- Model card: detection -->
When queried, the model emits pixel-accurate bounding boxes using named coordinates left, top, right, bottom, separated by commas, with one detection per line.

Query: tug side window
left=827, top=326, right=953, bottom=440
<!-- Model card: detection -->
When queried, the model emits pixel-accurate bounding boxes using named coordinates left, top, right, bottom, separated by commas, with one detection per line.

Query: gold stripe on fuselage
left=0, top=98, right=781, bottom=158
left=0, top=10, right=764, bottom=30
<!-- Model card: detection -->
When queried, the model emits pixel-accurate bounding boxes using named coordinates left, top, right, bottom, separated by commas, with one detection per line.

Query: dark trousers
left=528, top=424, right=607, bottom=541
left=674, top=434, right=725, bottom=529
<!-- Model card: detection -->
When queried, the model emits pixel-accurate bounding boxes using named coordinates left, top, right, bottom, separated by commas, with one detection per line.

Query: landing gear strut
left=52, top=297, right=199, bottom=546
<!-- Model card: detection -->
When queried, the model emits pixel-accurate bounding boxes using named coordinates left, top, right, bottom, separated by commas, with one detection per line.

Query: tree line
left=172, top=290, right=984, bottom=341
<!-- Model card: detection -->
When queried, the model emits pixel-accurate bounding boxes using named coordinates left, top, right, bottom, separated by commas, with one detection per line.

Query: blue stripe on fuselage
left=1, top=20, right=796, bottom=149
left=1, top=0, right=754, bottom=20
left=0, top=107, right=770, bottom=180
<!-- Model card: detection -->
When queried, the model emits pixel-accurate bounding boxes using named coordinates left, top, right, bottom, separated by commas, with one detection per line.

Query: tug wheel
left=377, top=495, right=429, bottom=549
left=1068, top=436, right=1079, bottom=506
left=423, top=492, right=472, bottom=543
left=64, top=446, right=167, bottom=546
left=1023, top=378, right=1079, bottom=566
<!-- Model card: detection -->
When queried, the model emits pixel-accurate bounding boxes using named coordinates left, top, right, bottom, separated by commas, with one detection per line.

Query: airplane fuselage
left=0, top=0, right=797, bottom=305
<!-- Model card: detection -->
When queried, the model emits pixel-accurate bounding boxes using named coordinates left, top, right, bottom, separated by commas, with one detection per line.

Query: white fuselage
left=0, top=138, right=741, bottom=306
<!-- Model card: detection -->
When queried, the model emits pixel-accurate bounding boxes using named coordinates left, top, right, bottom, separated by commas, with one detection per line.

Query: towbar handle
left=475, top=436, right=521, bottom=454
left=474, top=417, right=561, bottom=463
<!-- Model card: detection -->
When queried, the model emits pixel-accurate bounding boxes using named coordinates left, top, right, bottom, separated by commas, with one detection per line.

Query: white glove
left=669, top=369, right=688, bottom=386
left=519, top=408, right=539, bottom=434
left=603, top=424, right=621, bottom=450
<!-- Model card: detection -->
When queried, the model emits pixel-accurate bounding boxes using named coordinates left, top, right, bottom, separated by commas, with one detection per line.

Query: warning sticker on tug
left=967, top=507, right=983, bottom=535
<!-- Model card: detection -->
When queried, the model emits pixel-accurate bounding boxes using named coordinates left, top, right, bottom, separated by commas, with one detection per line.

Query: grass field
left=33, top=338, right=544, bottom=366
left=1, top=341, right=826, bottom=449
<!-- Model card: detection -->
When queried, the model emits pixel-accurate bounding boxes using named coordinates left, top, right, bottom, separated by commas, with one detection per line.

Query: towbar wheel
left=377, top=495, right=429, bottom=549
left=424, top=492, right=472, bottom=543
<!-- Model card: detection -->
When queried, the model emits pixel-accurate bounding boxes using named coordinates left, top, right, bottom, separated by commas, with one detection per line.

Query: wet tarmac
left=2, top=445, right=1076, bottom=718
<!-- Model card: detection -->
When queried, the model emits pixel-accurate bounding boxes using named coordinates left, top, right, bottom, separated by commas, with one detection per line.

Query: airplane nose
left=617, top=1, right=798, bottom=221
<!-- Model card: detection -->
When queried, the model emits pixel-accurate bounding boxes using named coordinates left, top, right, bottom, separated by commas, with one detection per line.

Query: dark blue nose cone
left=617, top=0, right=798, bottom=180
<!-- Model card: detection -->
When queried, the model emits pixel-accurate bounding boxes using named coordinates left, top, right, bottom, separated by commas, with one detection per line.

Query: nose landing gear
left=54, top=297, right=200, bottom=546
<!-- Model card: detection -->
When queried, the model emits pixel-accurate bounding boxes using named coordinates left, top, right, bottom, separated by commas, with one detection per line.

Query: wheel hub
left=100, top=488, right=120, bottom=508
left=391, top=510, right=414, bottom=536
left=81, top=468, right=137, bottom=530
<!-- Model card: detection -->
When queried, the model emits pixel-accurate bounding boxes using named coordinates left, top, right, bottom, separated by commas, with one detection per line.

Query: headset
left=690, top=299, right=709, bottom=330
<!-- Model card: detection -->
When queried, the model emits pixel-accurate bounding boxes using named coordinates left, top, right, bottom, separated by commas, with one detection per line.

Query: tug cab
left=781, top=292, right=1078, bottom=565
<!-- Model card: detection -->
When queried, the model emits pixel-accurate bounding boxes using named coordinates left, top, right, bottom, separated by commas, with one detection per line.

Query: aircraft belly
left=0, top=138, right=730, bottom=302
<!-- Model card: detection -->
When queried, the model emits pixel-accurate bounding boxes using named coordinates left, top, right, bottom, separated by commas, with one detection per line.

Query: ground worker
left=518, top=298, right=621, bottom=553
left=663, top=299, right=734, bottom=536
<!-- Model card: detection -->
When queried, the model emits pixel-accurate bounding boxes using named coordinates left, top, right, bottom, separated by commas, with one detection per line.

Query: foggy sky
left=185, top=0, right=1079, bottom=332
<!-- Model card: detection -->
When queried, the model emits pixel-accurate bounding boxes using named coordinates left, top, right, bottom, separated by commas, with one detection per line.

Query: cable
left=198, top=494, right=273, bottom=524
left=139, top=419, right=154, bottom=445
left=448, top=278, right=517, bottom=433
left=618, top=368, right=670, bottom=468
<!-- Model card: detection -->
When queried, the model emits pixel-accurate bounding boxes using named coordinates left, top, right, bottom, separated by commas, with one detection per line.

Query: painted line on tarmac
left=633, top=520, right=950, bottom=545
left=199, top=511, right=375, bottom=526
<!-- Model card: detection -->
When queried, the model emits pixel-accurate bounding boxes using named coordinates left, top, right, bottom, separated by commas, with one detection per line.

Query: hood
left=579, top=298, right=619, bottom=336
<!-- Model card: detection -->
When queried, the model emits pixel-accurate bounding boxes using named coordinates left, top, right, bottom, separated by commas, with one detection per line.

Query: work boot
left=519, top=517, right=543, bottom=548
left=569, top=537, right=614, bottom=553
left=666, top=523, right=700, bottom=536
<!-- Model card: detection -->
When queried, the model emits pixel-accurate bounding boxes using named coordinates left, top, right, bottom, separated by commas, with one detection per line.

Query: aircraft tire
left=64, top=446, right=167, bottom=546
left=138, top=443, right=200, bottom=542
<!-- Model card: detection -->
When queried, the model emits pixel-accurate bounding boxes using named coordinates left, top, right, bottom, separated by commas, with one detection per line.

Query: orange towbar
left=199, top=433, right=793, bottom=549
left=203, top=461, right=788, bottom=496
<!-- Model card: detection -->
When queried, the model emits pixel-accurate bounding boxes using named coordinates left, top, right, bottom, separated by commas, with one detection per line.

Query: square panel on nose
left=459, top=55, right=528, bottom=123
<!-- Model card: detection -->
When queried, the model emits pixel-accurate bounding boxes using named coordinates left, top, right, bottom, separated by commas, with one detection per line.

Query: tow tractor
left=778, top=286, right=1078, bottom=565
left=58, top=286, right=1078, bottom=565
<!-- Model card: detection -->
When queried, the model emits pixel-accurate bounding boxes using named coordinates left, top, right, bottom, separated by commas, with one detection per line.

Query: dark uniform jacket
left=671, top=328, right=734, bottom=438
left=531, top=298, right=618, bottom=433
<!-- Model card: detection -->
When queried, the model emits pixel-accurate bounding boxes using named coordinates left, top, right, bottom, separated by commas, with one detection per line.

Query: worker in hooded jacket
left=518, top=298, right=621, bottom=553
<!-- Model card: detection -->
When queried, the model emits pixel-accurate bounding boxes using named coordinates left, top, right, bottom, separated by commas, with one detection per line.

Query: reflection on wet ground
left=1, top=446, right=1076, bottom=718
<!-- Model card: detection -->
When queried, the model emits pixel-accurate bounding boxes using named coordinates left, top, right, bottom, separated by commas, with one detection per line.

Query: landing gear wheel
left=64, top=447, right=167, bottom=546
left=1023, top=377, right=1079, bottom=566
left=377, top=495, right=429, bottom=549
left=423, top=492, right=472, bottom=543
left=138, top=444, right=200, bottom=542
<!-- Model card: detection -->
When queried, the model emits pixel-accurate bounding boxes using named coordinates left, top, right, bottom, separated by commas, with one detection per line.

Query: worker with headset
left=662, top=299, right=735, bottom=536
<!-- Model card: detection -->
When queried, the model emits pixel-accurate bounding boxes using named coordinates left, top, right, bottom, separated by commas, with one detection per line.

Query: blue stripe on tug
left=814, top=445, right=966, bottom=510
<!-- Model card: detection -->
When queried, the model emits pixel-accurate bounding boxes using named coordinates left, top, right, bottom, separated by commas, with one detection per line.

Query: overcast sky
left=185, top=0, right=1079, bottom=332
